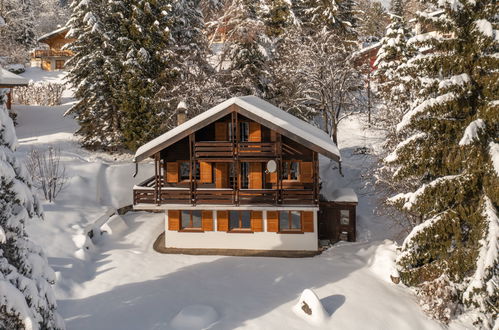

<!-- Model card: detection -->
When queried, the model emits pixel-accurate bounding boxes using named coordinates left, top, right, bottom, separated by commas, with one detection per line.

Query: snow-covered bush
left=26, top=146, right=68, bottom=202
left=416, top=274, right=457, bottom=323
left=16, top=81, right=65, bottom=106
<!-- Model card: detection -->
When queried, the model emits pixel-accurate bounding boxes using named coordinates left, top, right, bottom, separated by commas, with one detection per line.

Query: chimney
left=176, top=101, right=187, bottom=126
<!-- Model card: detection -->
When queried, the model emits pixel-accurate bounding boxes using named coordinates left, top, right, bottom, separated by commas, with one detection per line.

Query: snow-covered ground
left=13, top=67, right=453, bottom=329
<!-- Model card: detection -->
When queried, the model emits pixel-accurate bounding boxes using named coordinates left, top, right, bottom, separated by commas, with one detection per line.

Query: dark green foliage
left=383, top=0, right=499, bottom=326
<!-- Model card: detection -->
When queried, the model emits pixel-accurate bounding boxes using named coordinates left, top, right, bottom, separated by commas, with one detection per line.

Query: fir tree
left=372, top=10, right=415, bottom=135
left=0, top=0, right=36, bottom=63
left=355, top=0, right=390, bottom=42
left=66, top=0, right=123, bottom=149
left=298, top=0, right=357, bottom=37
left=384, top=0, right=498, bottom=326
left=0, top=91, right=65, bottom=329
left=262, top=0, right=293, bottom=39
left=219, top=0, right=269, bottom=97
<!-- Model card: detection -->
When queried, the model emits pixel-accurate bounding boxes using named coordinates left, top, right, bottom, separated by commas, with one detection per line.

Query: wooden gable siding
left=135, top=102, right=339, bottom=162
left=282, top=136, right=313, bottom=160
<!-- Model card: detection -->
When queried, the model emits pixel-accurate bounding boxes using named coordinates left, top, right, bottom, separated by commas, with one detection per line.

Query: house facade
left=133, top=96, right=354, bottom=255
left=32, top=27, right=75, bottom=71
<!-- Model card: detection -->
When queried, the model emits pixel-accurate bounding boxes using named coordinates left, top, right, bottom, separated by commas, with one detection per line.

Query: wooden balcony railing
left=238, top=142, right=275, bottom=157
left=133, top=181, right=315, bottom=206
left=195, top=141, right=233, bottom=158
left=32, top=49, right=73, bottom=58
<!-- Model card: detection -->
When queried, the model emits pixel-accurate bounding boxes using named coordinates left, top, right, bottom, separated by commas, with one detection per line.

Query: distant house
left=0, top=68, right=28, bottom=109
left=132, top=96, right=357, bottom=256
left=32, top=27, right=75, bottom=71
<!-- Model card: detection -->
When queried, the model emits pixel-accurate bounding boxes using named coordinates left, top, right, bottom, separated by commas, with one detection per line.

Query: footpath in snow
left=14, top=69, right=444, bottom=330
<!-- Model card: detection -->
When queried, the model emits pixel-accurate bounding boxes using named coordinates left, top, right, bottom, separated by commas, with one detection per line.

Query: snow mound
left=292, top=289, right=328, bottom=326
left=170, top=304, right=218, bottom=330
left=101, top=214, right=129, bottom=236
left=367, top=240, right=399, bottom=283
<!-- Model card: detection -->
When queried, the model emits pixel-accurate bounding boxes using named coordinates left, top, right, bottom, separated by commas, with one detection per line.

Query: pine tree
left=0, top=91, right=65, bottom=329
left=355, top=0, right=390, bottom=43
left=219, top=0, right=269, bottom=97
left=262, top=0, right=293, bottom=39
left=298, top=0, right=357, bottom=37
left=114, top=0, right=174, bottom=150
left=384, top=1, right=498, bottom=326
left=66, top=0, right=123, bottom=149
left=372, top=10, right=415, bottom=134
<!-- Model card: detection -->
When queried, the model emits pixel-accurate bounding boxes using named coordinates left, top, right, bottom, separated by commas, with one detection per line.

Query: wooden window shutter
left=249, top=122, right=261, bottom=142
left=200, top=162, right=213, bottom=183
left=215, top=122, right=227, bottom=141
left=249, top=162, right=262, bottom=189
left=251, top=211, right=263, bottom=232
left=300, top=162, right=313, bottom=183
left=267, top=211, right=278, bottom=232
left=217, top=211, right=229, bottom=231
left=215, top=163, right=229, bottom=188
left=302, top=211, right=314, bottom=232
left=168, top=210, right=180, bottom=231
left=166, top=162, right=179, bottom=183
left=202, top=210, right=214, bottom=231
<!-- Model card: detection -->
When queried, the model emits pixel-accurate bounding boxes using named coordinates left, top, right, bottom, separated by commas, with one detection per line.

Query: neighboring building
left=133, top=96, right=357, bottom=256
left=0, top=68, right=28, bottom=109
left=32, top=27, right=75, bottom=71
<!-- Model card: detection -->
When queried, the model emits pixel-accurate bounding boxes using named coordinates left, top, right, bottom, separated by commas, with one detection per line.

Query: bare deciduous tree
left=26, top=146, right=68, bottom=202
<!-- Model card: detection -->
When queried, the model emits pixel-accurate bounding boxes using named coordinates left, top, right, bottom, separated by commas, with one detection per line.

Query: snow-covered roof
left=326, top=188, right=358, bottom=203
left=0, top=68, right=29, bottom=86
left=352, top=42, right=381, bottom=59
left=37, top=26, right=70, bottom=43
left=134, top=96, right=341, bottom=162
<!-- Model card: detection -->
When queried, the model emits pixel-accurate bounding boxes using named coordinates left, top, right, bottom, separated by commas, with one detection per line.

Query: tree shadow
left=57, top=217, right=363, bottom=330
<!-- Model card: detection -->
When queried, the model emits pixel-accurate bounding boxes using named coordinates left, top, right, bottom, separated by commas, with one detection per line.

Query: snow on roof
left=37, top=26, right=70, bottom=42
left=327, top=188, right=358, bottom=203
left=134, top=96, right=341, bottom=162
left=352, top=41, right=381, bottom=59
left=0, top=68, right=29, bottom=86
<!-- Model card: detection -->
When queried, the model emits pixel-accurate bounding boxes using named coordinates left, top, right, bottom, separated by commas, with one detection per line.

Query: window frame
left=180, top=210, right=203, bottom=231
left=178, top=160, right=200, bottom=182
left=278, top=210, right=303, bottom=233
left=281, top=160, right=301, bottom=181
left=228, top=210, right=253, bottom=232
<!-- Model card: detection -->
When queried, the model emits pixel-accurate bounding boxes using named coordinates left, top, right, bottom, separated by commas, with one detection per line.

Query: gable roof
left=134, top=96, right=341, bottom=163
left=0, top=68, right=29, bottom=87
left=37, top=26, right=70, bottom=43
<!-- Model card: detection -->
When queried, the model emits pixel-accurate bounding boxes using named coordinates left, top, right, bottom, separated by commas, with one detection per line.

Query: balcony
left=32, top=49, right=73, bottom=58
left=194, top=141, right=276, bottom=159
left=133, top=177, right=315, bottom=206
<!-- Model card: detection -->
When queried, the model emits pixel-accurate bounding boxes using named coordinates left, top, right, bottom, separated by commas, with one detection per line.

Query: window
left=282, top=161, right=300, bottom=180
left=340, top=210, right=350, bottom=225
left=181, top=210, right=202, bottom=229
left=55, top=60, right=65, bottom=70
left=240, top=122, right=249, bottom=141
left=240, top=162, right=249, bottom=189
left=279, top=211, right=301, bottom=231
left=229, top=211, right=251, bottom=230
left=179, top=162, right=200, bottom=181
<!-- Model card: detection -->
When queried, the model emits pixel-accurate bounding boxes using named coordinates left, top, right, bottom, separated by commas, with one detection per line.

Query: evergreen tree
left=0, top=91, right=65, bottom=329
left=219, top=0, right=269, bottom=97
left=390, top=0, right=405, bottom=16
left=384, top=0, right=498, bottom=326
left=355, top=0, right=390, bottom=43
left=372, top=10, right=415, bottom=135
left=114, top=0, right=174, bottom=150
left=66, top=0, right=123, bottom=149
left=0, top=0, right=36, bottom=63
left=262, top=0, right=293, bottom=39
left=298, top=0, right=357, bottom=37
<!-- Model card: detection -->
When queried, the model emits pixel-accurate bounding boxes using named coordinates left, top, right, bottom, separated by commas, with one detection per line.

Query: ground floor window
left=229, top=210, right=251, bottom=230
left=181, top=210, right=202, bottom=229
left=55, top=60, right=65, bottom=69
left=279, top=211, right=302, bottom=231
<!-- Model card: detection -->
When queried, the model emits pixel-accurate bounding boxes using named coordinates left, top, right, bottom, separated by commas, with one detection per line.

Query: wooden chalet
left=32, top=27, right=75, bottom=71
left=0, top=68, right=28, bottom=110
left=133, top=96, right=357, bottom=256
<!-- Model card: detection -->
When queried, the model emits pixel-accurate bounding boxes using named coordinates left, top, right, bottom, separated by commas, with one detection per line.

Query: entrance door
left=318, top=206, right=336, bottom=241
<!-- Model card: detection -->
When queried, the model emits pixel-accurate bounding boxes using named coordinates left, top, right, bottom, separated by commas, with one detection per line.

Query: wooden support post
left=313, top=151, right=319, bottom=204
left=189, top=133, right=196, bottom=205
left=154, top=153, right=160, bottom=205
left=7, top=89, right=12, bottom=110
left=234, top=111, right=240, bottom=206
left=277, top=133, right=283, bottom=204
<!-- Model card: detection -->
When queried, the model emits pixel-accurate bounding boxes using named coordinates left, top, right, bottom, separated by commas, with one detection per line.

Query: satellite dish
left=266, top=160, right=277, bottom=173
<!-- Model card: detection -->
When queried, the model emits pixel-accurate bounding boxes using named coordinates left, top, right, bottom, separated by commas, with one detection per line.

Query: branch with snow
left=459, top=119, right=485, bottom=146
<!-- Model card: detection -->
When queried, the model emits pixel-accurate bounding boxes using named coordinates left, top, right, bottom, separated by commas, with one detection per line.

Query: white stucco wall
left=165, top=210, right=318, bottom=251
